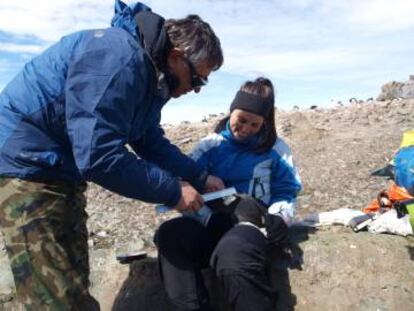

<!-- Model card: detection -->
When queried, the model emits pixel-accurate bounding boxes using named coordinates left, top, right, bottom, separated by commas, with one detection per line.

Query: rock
left=89, top=249, right=130, bottom=310
left=178, top=137, right=192, bottom=144
left=377, top=76, right=414, bottom=101
left=96, top=230, right=108, bottom=238
left=2, top=95, right=414, bottom=310
left=88, top=238, right=94, bottom=247
left=282, top=227, right=414, bottom=311
left=0, top=245, right=15, bottom=305
left=280, top=111, right=326, bottom=141
left=108, top=228, right=414, bottom=311
left=5, top=226, right=412, bottom=310
left=111, top=258, right=233, bottom=311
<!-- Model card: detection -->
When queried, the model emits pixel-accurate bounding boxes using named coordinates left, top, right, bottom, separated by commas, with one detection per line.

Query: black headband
left=230, top=91, right=273, bottom=117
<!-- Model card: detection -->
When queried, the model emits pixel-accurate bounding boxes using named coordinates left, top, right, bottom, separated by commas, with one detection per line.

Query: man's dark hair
left=215, top=77, right=277, bottom=153
left=165, top=15, right=223, bottom=71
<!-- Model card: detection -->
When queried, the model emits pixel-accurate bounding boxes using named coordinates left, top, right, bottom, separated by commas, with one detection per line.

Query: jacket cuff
left=165, top=179, right=182, bottom=207
left=188, top=169, right=208, bottom=193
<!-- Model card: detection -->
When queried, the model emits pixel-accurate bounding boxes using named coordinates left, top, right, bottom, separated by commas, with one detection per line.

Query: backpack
left=364, top=130, right=414, bottom=228
left=394, top=130, right=414, bottom=195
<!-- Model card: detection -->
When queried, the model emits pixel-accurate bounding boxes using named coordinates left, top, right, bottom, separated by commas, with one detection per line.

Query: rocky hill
left=1, top=98, right=414, bottom=310
left=377, top=75, right=414, bottom=101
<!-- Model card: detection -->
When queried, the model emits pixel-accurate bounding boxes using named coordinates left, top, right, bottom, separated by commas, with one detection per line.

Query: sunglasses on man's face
left=183, top=57, right=208, bottom=89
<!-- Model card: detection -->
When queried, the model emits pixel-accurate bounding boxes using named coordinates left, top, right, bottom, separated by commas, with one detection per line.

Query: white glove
left=268, top=201, right=296, bottom=226
left=302, top=208, right=365, bottom=226
left=368, top=209, right=413, bottom=236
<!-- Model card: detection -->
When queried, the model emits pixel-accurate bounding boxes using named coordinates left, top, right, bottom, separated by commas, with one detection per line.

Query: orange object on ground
left=363, top=182, right=414, bottom=214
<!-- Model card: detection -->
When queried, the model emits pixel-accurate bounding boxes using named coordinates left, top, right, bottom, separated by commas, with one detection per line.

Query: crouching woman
left=155, top=77, right=302, bottom=311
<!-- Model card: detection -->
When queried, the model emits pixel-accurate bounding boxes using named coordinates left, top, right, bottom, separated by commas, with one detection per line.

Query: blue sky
left=0, top=0, right=413, bottom=124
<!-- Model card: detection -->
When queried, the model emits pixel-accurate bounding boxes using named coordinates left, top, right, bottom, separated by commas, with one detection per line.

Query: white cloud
left=2, top=1, right=413, bottom=59
left=0, top=0, right=413, bottom=113
left=143, top=1, right=414, bottom=81
left=0, top=0, right=113, bottom=42
left=0, top=43, right=45, bottom=53
left=341, top=0, right=414, bottom=31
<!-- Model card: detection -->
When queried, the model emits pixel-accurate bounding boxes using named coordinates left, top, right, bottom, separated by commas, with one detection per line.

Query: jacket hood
left=111, top=1, right=170, bottom=67
left=111, top=0, right=151, bottom=40
left=111, top=1, right=172, bottom=97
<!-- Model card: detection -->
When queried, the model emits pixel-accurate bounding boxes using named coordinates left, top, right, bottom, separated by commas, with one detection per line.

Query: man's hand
left=174, top=181, right=204, bottom=213
left=204, top=175, right=225, bottom=193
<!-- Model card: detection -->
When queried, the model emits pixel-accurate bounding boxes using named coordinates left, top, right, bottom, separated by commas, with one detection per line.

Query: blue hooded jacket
left=190, top=123, right=302, bottom=223
left=0, top=1, right=204, bottom=206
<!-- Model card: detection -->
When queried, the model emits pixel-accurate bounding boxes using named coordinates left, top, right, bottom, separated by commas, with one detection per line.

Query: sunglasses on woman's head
left=183, top=56, right=208, bottom=89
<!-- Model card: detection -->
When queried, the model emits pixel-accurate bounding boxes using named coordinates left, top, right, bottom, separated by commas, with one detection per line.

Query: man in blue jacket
left=0, top=1, right=224, bottom=309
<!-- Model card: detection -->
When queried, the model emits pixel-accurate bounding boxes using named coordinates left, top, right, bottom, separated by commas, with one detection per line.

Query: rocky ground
left=82, top=98, right=414, bottom=251
left=1, top=98, right=414, bottom=310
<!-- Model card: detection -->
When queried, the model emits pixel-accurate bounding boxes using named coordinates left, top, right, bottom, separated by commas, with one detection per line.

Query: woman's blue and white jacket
left=190, top=124, right=302, bottom=225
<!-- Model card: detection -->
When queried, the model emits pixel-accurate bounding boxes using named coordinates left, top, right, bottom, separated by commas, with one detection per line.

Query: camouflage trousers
left=0, top=177, right=100, bottom=311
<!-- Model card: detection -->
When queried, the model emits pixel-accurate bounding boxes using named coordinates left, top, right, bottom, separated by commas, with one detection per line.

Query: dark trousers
left=155, top=214, right=275, bottom=311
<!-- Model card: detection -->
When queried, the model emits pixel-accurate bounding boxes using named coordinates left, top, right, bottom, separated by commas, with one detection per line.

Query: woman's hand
left=204, top=175, right=225, bottom=193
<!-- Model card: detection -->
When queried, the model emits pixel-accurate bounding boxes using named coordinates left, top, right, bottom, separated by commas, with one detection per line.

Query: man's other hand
left=204, top=175, right=225, bottom=193
left=174, top=181, right=204, bottom=212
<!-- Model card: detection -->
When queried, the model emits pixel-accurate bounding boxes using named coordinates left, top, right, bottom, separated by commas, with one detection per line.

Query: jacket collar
left=221, top=121, right=261, bottom=150
left=111, top=1, right=171, bottom=99
left=134, top=10, right=172, bottom=99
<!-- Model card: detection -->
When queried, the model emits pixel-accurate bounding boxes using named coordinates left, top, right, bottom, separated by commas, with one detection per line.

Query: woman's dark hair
left=215, top=77, right=277, bottom=153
